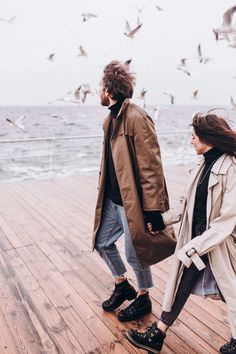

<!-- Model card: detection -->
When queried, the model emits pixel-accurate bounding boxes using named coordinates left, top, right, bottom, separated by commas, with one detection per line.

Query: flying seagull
left=163, top=92, right=175, bottom=105
left=230, top=95, right=236, bottom=109
left=177, top=67, right=191, bottom=76
left=124, top=58, right=132, bottom=70
left=124, top=20, right=142, bottom=38
left=155, top=5, right=163, bottom=11
left=177, top=58, right=188, bottom=67
left=82, top=13, right=97, bottom=22
left=213, top=6, right=236, bottom=39
left=197, top=43, right=211, bottom=64
left=137, top=88, right=147, bottom=100
left=191, top=90, right=199, bottom=99
left=81, top=84, right=92, bottom=103
left=47, top=53, right=55, bottom=61
left=77, top=45, right=88, bottom=57
left=74, top=86, right=82, bottom=101
left=6, top=115, right=26, bottom=130
left=0, top=15, right=17, bottom=24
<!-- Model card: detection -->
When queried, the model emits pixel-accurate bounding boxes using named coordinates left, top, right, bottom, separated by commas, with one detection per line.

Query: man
left=92, top=60, right=171, bottom=322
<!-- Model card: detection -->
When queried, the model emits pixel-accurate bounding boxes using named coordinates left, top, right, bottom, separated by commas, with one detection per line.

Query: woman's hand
left=162, top=196, right=185, bottom=226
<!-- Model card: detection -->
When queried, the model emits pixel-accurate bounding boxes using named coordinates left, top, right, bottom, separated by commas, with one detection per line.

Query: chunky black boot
left=220, top=338, right=236, bottom=354
left=102, top=279, right=137, bottom=312
left=118, top=292, right=152, bottom=322
left=126, top=321, right=165, bottom=353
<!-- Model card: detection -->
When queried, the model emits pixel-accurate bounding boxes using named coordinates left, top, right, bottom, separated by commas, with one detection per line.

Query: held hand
left=146, top=222, right=159, bottom=235
left=162, top=196, right=185, bottom=226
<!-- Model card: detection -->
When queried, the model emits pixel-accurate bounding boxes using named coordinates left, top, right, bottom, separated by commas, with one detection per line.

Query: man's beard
left=100, top=94, right=110, bottom=106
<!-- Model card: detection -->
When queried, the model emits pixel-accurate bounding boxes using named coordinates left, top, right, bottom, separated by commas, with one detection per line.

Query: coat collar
left=103, top=98, right=130, bottom=138
left=185, top=154, right=231, bottom=196
left=211, top=154, right=234, bottom=175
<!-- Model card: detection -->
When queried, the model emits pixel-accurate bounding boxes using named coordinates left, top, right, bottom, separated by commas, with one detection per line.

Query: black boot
left=102, top=279, right=137, bottom=312
left=118, top=292, right=152, bottom=322
left=126, top=321, right=165, bottom=353
left=220, top=338, right=236, bottom=354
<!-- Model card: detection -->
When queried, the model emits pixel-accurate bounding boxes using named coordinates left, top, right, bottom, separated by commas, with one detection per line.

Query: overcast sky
left=0, top=0, right=236, bottom=106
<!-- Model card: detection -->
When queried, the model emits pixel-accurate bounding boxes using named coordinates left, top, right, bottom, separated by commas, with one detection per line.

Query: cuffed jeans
left=95, top=198, right=153, bottom=290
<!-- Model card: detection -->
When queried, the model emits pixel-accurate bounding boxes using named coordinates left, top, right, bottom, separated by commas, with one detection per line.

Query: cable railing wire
left=0, top=129, right=192, bottom=182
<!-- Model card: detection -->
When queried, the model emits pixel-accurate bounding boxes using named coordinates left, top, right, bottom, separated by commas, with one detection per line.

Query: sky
left=0, top=0, right=236, bottom=106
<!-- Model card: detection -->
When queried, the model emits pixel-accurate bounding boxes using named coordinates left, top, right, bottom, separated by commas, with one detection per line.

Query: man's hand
left=146, top=222, right=159, bottom=235
left=144, top=210, right=165, bottom=234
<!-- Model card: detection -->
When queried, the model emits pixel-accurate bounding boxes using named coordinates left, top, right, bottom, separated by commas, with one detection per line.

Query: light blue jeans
left=95, top=198, right=153, bottom=290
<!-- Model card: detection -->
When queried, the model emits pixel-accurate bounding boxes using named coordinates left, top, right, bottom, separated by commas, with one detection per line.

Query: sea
left=0, top=104, right=235, bottom=183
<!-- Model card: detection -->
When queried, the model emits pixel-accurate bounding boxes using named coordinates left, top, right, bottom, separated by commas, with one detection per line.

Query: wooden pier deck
left=0, top=166, right=230, bottom=354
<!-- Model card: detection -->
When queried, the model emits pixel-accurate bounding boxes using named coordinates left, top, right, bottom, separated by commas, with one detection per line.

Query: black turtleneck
left=105, top=98, right=125, bottom=206
left=193, top=147, right=223, bottom=220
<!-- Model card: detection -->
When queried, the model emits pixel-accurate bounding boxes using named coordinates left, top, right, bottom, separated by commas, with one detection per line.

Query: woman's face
left=191, top=129, right=213, bottom=155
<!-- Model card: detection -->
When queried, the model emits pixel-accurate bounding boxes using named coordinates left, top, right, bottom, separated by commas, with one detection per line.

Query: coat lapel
left=185, top=159, right=204, bottom=197
left=103, top=113, right=112, bottom=139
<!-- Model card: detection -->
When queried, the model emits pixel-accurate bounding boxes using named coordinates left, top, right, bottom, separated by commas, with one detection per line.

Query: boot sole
left=126, top=332, right=160, bottom=353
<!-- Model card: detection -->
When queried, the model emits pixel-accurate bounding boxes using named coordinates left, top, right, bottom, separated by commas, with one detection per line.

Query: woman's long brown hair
left=192, top=113, right=236, bottom=156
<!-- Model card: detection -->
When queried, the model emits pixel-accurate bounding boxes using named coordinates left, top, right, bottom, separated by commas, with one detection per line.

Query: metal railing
left=0, top=130, right=193, bottom=183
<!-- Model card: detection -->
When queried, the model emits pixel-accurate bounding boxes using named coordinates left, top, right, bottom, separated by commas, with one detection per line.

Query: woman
left=126, top=113, right=236, bottom=354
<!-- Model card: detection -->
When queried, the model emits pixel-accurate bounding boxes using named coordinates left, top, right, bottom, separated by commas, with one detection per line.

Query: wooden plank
left=0, top=306, right=19, bottom=354
left=0, top=168, right=231, bottom=354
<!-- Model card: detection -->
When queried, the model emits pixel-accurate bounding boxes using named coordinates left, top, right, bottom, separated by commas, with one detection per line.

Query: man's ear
left=104, top=89, right=110, bottom=98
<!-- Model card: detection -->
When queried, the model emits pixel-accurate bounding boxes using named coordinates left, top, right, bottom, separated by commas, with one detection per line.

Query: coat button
left=99, top=171, right=101, bottom=175
left=234, top=239, right=236, bottom=244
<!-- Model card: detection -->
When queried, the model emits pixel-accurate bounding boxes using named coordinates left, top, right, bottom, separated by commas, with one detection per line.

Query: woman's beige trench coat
left=162, top=154, right=236, bottom=337
left=92, top=99, right=176, bottom=268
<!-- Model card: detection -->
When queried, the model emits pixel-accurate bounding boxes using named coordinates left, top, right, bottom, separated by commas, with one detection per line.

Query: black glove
left=143, top=210, right=165, bottom=232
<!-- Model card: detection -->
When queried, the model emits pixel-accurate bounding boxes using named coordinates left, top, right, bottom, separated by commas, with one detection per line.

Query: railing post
left=49, top=137, right=55, bottom=180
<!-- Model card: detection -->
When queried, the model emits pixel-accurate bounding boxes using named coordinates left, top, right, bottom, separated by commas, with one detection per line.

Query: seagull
left=135, top=6, right=145, bottom=13
left=82, top=13, right=97, bottom=22
left=177, top=67, right=191, bottom=76
left=77, top=45, right=88, bottom=57
left=191, top=90, right=199, bottom=99
left=6, top=115, right=26, bottom=130
left=197, top=43, right=211, bottom=64
left=213, top=6, right=236, bottom=38
left=124, top=58, right=132, bottom=70
left=163, top=92, right=175, bottom=105
left=137, top=88, right=147, bottom=100
left=155, top=5, right=163, bottom=11
left=124, top=20, right=142, bottom=39
left=74, top=86, right=82, bottom=101
left=81, top=86, right=91, bottom=103
left=212, top=29, right=230, bottom=42
left=47, top=53, right=55, bottom=61
left=230, top=96, right=236, bottom=109
left=177, top=58, right=188, bottom=67
left=0, top=15, right=17, bottom=24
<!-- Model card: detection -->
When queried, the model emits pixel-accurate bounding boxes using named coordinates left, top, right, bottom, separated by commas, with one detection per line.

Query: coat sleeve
left=179, top=164, right=236, bottom=259
left=133, top=114, right=167, bottom=211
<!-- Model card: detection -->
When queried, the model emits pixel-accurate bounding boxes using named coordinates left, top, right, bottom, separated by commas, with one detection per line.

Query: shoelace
left=134, top=322, right=158, bottom=338
left=123, top=297, right=139, bottom=314
left=224, top=338, right=236, bottom=350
